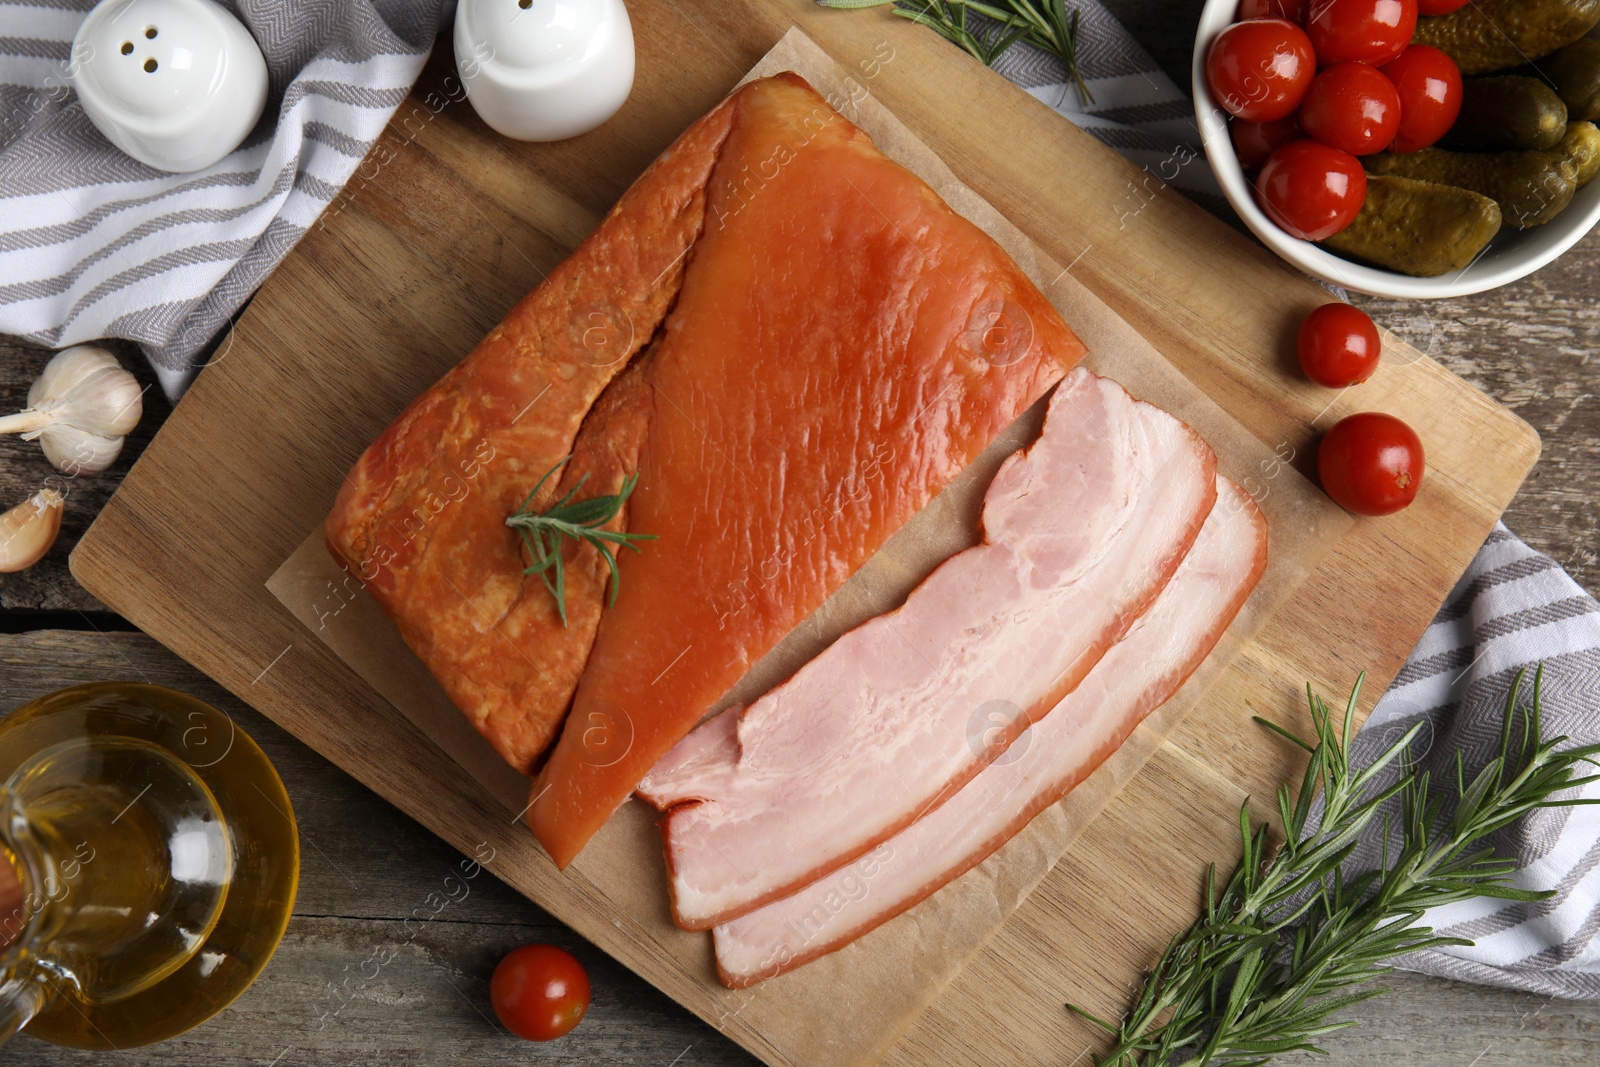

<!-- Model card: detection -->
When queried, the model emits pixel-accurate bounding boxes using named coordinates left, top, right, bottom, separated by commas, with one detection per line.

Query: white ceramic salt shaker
left=455, top=0, right=635, bottom=142
left=71, top=0, right=268, bottom=174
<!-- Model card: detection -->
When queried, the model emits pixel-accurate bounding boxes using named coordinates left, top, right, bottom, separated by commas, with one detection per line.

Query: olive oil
left=0, top=683, right=298, bottom=1049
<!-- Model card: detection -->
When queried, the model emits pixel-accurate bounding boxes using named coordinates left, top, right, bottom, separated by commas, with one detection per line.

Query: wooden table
left=2, top=2, right=1599, bottom=1063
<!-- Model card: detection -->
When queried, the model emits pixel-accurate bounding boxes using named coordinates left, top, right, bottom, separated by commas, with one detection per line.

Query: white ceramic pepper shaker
left=454, top=0, right=635, bottom=142
left=71, top=0, right=269, bottom=173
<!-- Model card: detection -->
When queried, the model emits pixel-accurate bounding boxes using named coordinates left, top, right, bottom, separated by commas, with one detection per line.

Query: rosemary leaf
left=1071, top=667, right=1599, bottom=1067
left=817, top=0, right=1096, bottom=105
left=505, top=459, right=657, bottom=627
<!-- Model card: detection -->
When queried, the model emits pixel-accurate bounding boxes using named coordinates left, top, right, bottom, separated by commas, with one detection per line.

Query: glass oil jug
left=0, top=683, right=298, bottom=1048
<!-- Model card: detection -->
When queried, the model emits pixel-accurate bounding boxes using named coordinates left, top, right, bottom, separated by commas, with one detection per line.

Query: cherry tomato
left=1381, top=45, right=1464, bottom=153
left=1318, top=412, right=1424, bottom=515
left=1231, top=114, right=1302, bottom=170
left=1237, top=0, right=1308, bottom=20
left=1417, top=0, right=1468, bottom=12
left=1299, top=62, right=1402, bottom=155
left=490, top=944, right=590, bottom=1041
left=1207, top=19, right=1317, bottom=122
left=1256, top=140, right=1367, bottom=240
left=1298, top=303, right=1381, bottom=387
left=1307, top=0, right=1417, bottom=66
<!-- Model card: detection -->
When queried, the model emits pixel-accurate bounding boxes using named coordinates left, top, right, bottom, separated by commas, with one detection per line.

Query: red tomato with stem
left=491, top=945, right=591, bottom=1041
left=1299, top=62, right=1402, bottom=154
left=1417, top=0, right=1468, bottom=12
left=1381, top=45, right=1464, bottom=153
left=1231, top=114, right=1303, bottom=170
left=1318, top=413, right=1424, bottom=516
left=1298, top=303, right=1382, bottom=386
left=1256, top=140, right=1367, bottom=240
left=1207, top=19, right=1317, bottom=122
left=1307, top=0, right=1418, bottom=66
left=1238, top=0, right=1308, bottom=20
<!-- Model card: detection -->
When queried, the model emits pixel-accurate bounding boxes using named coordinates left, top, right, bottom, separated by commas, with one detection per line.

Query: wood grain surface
left=0, top=633, right=1596, bottom=1067
left=0, top=0, right=1591, bottom=1064
left=61, top=4, right=1544, bottom=1064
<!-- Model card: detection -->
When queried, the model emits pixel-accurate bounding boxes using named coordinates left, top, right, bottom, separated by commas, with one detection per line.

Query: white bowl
left=1192, top=0, right=1600, bottom=299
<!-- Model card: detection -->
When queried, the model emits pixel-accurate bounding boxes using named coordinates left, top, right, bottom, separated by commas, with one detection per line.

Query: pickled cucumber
left=1446, top=76, right=1569, bottom=150
left=1558, top=120, right=1600, bottom=185
left=1415, top=0, right=1600, bottom=77
left=1541, top=38, right=1600, bottom=122
left=1320, top=175, right=1502, bottom=277
left=1367, top=148, right=1578, bottom=228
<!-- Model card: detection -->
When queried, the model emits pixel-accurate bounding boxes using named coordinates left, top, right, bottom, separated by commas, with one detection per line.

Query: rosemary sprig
left=505, top=459, right=656, bottom=627
left=1070, top=668, right=1600, bottom=1067
left=902, top=1, right=1030, bottom=66
left=818, top=0, right=1095, bottom=105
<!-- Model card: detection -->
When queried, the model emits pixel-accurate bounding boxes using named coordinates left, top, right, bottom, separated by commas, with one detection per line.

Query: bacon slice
left=708, top=477, right=1267, bottom=987
left=637, top=370, right=1219, bottom=930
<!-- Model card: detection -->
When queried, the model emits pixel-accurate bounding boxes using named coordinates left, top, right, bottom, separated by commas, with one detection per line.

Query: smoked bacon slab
left=528, top=74, right=1086, bottom=866
left=324, top=90, right=740, bottom=774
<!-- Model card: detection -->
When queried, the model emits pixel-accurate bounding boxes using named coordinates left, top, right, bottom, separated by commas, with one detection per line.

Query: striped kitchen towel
left=980, top=1, right=1227, bottom=215
left=1349, top=526, right=1600, bottom=998
left=0, top=0, right=445, bottom=398
left=938, top=2, right=1600, bottom=997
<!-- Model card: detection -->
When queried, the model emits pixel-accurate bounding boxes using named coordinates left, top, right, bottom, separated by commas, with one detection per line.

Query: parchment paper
left=266, top=29, right=1354, bottom=1067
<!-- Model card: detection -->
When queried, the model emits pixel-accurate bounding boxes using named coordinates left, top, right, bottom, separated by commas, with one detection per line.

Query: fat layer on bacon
left=709, top=476, right=1268, bottom=987
left=637, top=369, right=1220, bottom=931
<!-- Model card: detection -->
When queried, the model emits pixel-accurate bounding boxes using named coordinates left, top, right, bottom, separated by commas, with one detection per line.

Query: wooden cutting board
left=71, top=3, right=1538, bottom=1065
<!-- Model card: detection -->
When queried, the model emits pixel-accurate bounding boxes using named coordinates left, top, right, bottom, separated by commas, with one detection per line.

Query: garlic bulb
left=0, top=489, right=64, bottom=572
left=0, top=345, right=143, bottom=475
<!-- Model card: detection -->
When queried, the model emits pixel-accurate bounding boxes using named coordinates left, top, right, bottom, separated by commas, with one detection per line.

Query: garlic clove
left=0, top=489, right=64, bottom=573
left=40, top=426, right=125, bottom=476
left=26, top=345, right=124, bottom=411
